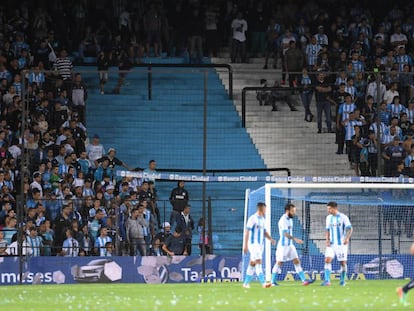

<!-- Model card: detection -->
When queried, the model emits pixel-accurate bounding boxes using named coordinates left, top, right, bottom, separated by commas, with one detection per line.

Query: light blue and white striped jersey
left=62, top=237, right=79, bottom=256
left=95, top=236, right=112, bottom=256
left=326, top=212, right=352, bottom=246
left=395, top=54, right=413, bottom=72
left=344, top=86, right=357, bottom=100
left=314, top=33, right=328, bottom=46
left=344, top=119, right=363, bottom=140
left=405, top=154, right=414, bottom=167
left=305, top=43, right=322, bottom=66
left=406, top=108, right=414, bottom=123
left=387, top=103, right=406, bottom=118
left=245, top=213, right=267, bottom=246
left=277, top=214, right=293, bottom=247
left=339, top=103, right=357, bottom=122
left=351, top=60, right=364, bottom=74
left=26, top=235, right=43, bottom=257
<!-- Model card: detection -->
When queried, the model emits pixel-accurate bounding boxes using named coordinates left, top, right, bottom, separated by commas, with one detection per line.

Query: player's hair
left=256, top=202, right=266, bottom=210
left=285, top=203, right=295, bottom=211
left=327, top=201, right=338, bottom=208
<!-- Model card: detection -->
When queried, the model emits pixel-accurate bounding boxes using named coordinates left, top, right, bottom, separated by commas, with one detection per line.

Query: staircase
left=212, top=57, right=352, bottom=177
left=80, top=59, right=268, bottom=254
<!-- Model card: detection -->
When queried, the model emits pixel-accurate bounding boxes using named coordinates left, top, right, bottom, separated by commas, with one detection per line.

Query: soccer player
left=397, top=242, right=414, bottom=305
left=243, top=202, right=276, bottom=288
left=322, top=201, right=353, bottom=286
left=271, top=203, right=314, bottom=286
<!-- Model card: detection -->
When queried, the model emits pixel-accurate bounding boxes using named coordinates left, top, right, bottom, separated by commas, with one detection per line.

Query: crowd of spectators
left=1, top=0, right=414, bottom=257
left=247, top=1, right=414, bottom=178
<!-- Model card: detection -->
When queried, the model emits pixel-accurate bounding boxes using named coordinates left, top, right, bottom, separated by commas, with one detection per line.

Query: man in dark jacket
left=175, top=204, right=195, bottom=255
left=169, top=180, right=189, bottom=226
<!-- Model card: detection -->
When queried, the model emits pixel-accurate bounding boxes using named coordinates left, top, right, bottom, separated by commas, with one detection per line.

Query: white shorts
left=325, top=245, right=348, bottom=261
left=248, top=244, right=264, bottom=262
left=276, top=244, right=299, bottom=262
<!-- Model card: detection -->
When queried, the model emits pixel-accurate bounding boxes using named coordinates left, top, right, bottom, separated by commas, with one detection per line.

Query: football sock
left=271, top=264, right=282, bottom=283
left=324, top=263, right=332, bottom=282
left=255, top=264, right=265, bottom=284
left=294, top=264, right=306, bottom=282
left=340, top=264, right=347, bottom=282
left=403, top=279, right=414, bottom=293
left=244, top=265, right=255, bottom=285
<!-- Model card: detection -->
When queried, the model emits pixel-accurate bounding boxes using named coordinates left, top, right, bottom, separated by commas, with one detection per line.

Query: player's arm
left=283, top=230, right=303, bottom=244
left=325, top=216, right=331, bottom=247
left=243, top=228, right=250, bottom=254
left=343, top=216, right=353, bottom=245
left=343, top=226, right=353, bottom=245
left=264, top=231, right=276, bottom=245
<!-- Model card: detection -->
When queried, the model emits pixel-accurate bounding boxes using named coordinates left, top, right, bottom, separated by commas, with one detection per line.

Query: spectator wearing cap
left=96, top=147, right=131, bottom=175
left=154, top=221, right=172, bottom=255
left=104, top=184, right=115, bottom=202
left=86, top=133, right=105, bottom=170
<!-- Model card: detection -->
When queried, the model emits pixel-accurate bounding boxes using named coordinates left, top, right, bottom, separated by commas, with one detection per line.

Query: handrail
left=241, top=86, right=299, bottom=128
left=134, top=63, right=233, bottom=100
left=156, top=167, right=291, bottom=177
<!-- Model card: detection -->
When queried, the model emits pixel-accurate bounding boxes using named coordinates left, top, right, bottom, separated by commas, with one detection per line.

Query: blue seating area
left=81, top=60, right=318, bottom=254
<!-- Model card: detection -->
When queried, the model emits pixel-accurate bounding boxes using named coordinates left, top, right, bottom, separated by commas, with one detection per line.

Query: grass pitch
left=0, top=280, right=409, bottom=311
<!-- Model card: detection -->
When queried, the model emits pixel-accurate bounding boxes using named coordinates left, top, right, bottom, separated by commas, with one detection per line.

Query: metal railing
left=133, top=63, right=234, bottom=100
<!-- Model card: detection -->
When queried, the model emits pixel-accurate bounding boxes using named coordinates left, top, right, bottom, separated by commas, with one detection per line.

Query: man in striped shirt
left=271, top=203, right=313, bottom=286
left=94, top=227, right=112, bottom=256
left=26, top=226, right=43, bottom=257
left=305, top=36, right=322, bottom=71
left=62, top=229, right=80, bottom=256
left=243, top=202, right=276, bottom=288
left=54, top=48, right=73, bottom=81
left=322, top=202, right=352, bottom=286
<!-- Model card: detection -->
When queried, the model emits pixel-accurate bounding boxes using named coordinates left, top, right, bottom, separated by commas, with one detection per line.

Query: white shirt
left=86, top=143, right=105, bottom=168
left=231, top=18, right=248, bottom=42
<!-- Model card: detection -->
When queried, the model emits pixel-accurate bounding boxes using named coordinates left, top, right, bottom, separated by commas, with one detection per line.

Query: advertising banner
left=0, top=254, right=411, bottom=285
